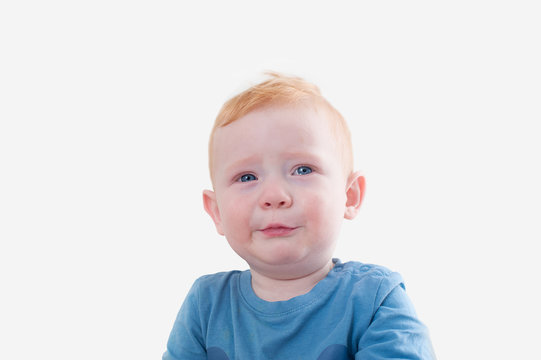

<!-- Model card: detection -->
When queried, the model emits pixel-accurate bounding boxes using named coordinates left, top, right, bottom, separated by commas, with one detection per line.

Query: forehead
left=211, top=104, right=340, bottom=167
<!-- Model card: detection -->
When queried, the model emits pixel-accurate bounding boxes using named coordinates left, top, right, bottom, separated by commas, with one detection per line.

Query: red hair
left=209, top=72, right=353, bottom=183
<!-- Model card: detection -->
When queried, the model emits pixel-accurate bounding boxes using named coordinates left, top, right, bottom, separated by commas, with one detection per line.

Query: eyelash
left=235, top=166, right=314, bottom=183
left=237, top=173, right=257, bottom=182
left=293, top=165, right=313, bottom=176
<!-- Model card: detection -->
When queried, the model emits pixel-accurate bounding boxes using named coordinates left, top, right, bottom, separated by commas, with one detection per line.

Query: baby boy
left=163, top=73, right=435, bottom=359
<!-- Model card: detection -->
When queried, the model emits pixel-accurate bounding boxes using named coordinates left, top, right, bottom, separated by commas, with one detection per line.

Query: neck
left=250, top=260, right=334, bottom=302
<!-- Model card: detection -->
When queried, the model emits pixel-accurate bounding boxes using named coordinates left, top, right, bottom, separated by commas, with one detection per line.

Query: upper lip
left=260, top=223, right=296, bottom=231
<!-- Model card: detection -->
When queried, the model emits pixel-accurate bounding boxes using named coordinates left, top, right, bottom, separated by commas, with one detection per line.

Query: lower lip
left=260, top=227, right=297, bottom=237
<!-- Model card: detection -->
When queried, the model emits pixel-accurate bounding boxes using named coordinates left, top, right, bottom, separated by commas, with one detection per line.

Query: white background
left=1, top=1, right=539, bottom=359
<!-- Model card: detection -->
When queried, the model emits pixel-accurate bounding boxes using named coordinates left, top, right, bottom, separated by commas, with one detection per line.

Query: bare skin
left=250, top=259, right=335, bottom=302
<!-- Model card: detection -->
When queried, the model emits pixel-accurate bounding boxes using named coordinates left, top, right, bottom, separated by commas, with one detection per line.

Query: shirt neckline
left=238, top=258, right=343, bottom=316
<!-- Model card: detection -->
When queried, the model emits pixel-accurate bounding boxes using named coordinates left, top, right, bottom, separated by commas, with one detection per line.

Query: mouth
left=259, top=224, right=299, bottom=237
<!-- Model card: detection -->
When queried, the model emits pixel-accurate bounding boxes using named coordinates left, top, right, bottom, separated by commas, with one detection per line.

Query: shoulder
left=334, top=259, right=402, bottom=282
left=331, top=259, right=405, bottom=306
left=195, top=269, right=244, bottom=286
left=189, top=269, right=245, bottom=301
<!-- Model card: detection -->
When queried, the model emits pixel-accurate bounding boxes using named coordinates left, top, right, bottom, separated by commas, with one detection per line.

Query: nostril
left=261, top=198, right=290, bottom=208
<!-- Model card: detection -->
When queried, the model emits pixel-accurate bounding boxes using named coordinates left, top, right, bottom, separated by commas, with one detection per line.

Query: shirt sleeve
left=162, top=280, right=207, bottom=360
left=355, top=273, right=436, bottom=360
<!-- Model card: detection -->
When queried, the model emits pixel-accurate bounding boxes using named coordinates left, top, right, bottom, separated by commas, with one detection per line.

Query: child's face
left=204, top=104, right=363, bottom=279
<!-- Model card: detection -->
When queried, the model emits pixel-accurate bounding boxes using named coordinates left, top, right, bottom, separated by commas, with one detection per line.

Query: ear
left=344, top=171, right=365, bottom=220
left=202, top=189, right=224, bottom=235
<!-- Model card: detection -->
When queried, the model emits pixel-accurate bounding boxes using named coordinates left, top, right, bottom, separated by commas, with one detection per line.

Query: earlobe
left=344, top=172, right=365, bottom=220
left=202, top=189, right=224, bottom=235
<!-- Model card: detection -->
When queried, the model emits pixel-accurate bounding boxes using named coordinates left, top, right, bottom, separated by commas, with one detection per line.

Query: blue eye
left=239, top=174, right=257, bottom=182
left=294, top=166, right=313, bottom=175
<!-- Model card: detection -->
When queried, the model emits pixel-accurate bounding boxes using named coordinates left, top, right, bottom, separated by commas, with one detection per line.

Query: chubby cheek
left=219, top=196, right=252, bottom=243
left=302, top=192, right=344, bottom=242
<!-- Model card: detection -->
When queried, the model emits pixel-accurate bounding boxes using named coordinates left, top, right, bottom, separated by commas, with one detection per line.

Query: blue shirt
left=163, top=259, right=435, bottom=359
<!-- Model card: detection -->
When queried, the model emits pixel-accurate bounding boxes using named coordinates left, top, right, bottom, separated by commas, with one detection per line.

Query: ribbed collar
left=238, top=258, right=343, bottom=316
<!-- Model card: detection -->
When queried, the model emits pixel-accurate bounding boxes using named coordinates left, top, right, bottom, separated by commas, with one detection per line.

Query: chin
left=249, top=253, right=318, bottom=278
left=264, top=244, right=309, bottom=264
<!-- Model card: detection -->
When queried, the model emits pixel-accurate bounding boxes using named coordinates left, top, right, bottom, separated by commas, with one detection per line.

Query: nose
left=258, top=178, right=293, bottom=209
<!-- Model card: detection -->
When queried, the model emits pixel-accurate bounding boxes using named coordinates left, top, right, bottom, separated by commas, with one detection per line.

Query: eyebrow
left=223, top=151, right=323, bottom=175
left=224, top=155, right=261, bottom=175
